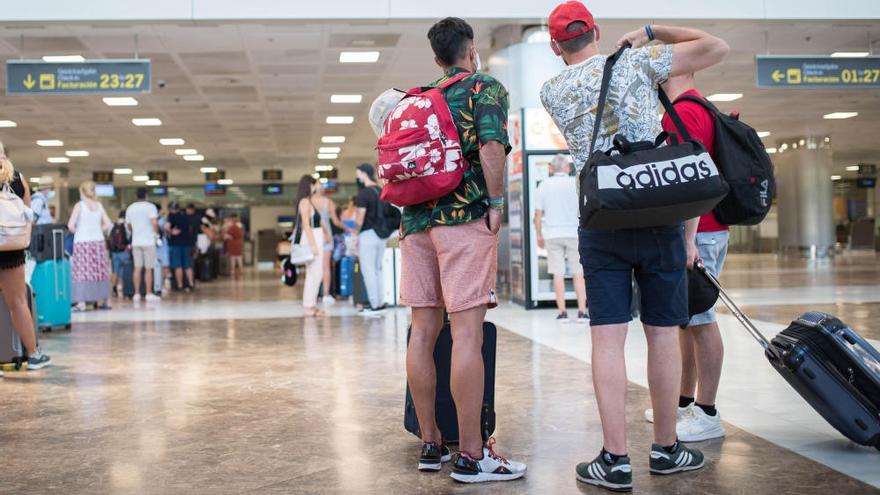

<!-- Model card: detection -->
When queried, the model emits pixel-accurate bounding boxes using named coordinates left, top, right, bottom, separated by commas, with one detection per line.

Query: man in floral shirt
left=400, top=17, right=526, bottom=484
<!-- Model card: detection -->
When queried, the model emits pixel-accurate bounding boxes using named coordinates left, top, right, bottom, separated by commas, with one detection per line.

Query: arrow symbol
left=23, top=73, right=35, bottom=89
left=772, top=70, right=784, bottom=83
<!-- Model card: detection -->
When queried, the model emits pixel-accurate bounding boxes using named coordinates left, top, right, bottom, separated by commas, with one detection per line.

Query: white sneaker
left=145, top=294, right=161, bottom=303
left=132, top=294, right=141, bottom=303
left=164, top=278, right=172, bottom=291
left=677, top=406, right=725, bottom=442
left=450, top=442, right=526, bottom=483
left=645, top=404, right=692, bottom=424
left=116, top=285, right=123, bottom=298
left=322, top=295, right=335, bottom=305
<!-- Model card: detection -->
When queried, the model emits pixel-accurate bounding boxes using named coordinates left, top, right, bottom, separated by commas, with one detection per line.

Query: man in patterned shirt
left=540, top=1, right=729, bottom=491
left=400, top=17, right=526, bottom=484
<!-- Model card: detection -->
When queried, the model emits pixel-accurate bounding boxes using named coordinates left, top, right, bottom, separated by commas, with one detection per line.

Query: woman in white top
left=67, top=181, right=113, bottom=311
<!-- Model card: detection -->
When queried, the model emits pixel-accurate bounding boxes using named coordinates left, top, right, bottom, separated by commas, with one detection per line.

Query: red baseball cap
left=548, top=1, right=596, bottom=42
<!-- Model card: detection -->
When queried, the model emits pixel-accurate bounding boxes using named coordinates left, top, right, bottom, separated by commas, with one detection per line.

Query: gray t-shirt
left=540, top=44, right=674, bottom=174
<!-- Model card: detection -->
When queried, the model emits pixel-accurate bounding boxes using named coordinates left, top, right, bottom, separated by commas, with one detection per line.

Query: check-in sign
left=756, top=56, right=880, bottom=88
left=6, top=59, right=151, bottom=95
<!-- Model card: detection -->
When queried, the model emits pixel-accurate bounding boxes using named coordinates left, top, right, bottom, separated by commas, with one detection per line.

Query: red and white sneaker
left=449, top=438, right=526, bottom=483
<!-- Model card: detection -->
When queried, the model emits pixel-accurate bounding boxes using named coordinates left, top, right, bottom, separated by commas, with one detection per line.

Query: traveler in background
left=533, top=153, right=588, bottom=323
left=295, top=175, right=325, bottom=317
left=156, top=205, right=171, bottom=292
left=643, top=74, right=728, bottom=442
left=29, top=180, right=55, bottom=225
left=401, top=17, right=526, bottom=483
left=223, top=213, right=245, bottom=279
left=166, top=202, right=196, bottom=292
left=540, top=1, right=729, bottom=490
left=125, top=188, right=161, bottom=303
left=312, top=185, right=345, bottom=304
left=341, top=196, right=357, bottom=231
left=353, top=163, right=389, bottom=316
left=0, top=143, right=51, bottom=371
left=108, top=210, right=131, bottom=298
left=67, top=180, right=113, bottom=311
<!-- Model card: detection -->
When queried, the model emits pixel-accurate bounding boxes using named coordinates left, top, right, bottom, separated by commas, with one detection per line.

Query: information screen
left=262, top=184, right=283, bottom=195
left=93, top=171, right=114, bottom=183
left=263, top=169, right=283, bottom=181
left=148, top=171, right=168, bottom=182
left=149, top=186, right=168, bottom=196
left=95, top=183, right=115, bottom=197
left=205, top=184, right=226, bottom=196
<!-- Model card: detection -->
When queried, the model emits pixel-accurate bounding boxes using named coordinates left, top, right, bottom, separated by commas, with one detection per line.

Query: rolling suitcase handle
left=695, top=260, right=770, bottom=350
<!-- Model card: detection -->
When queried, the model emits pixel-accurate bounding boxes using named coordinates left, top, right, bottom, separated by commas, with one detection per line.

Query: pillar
left=774, top=136, right=835, bottom=257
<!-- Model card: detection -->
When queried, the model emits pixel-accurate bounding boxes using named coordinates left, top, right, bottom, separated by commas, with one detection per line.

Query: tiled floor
left=1, top=253, right=879, bottom=494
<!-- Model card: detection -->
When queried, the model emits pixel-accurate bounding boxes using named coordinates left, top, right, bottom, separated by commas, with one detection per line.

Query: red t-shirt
left=224, top=223, right=244, bottom=256
left=661, top=88, right=728, bottom=233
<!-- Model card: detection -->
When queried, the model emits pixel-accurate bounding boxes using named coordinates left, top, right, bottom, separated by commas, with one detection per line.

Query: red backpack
left=377, top=73, right=470, bottom=207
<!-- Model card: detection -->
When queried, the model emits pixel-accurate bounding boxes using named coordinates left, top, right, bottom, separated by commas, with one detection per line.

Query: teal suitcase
left=31, top=258, right=72, bottom=331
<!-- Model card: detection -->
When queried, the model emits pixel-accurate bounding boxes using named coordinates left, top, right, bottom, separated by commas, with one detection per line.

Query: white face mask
left=46, top=190, right=56, bottom=199
left=474, top=51, right=482, bottom=73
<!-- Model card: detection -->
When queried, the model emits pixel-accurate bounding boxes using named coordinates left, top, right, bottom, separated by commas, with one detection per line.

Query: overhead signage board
left=92, top=171, right=114, bottom=183
left=148, top=171, right=168, bottom=182
left=262, top=169, right=283, bottom=181
left=6, top=59, right=151, bottom=96
left=756, top=56, right=880, bottom=88
left=205, top=170, right=226, bottom=181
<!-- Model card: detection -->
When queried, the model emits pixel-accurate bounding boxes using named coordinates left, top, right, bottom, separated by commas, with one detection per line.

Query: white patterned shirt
left=540, top=45, right=674, bottom=174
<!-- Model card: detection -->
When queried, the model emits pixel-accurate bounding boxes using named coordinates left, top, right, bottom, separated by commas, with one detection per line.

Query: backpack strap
left=674, top=94, right=723, bottom=117
left=437, top=71, right=470, bottom=90
left=657, top=88, right=694, bottom=143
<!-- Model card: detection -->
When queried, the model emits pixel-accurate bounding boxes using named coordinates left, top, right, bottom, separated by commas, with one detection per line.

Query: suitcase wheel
left=65, top=324, right=72, bottom=330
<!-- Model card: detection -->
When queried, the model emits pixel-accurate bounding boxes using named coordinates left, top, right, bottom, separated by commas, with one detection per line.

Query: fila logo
left=596, top=153, right=718, bottom=190
left=759, top=179, right=770, bottom=207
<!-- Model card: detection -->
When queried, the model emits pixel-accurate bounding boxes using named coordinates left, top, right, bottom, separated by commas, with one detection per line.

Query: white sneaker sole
left=650, top=459, right=705, bottom=475
left=576, top=474, right=632, bottom=492
left=27, top=361, right=51, bottom=370
left=418, top=453, right=452, bottom=472
left=450, top=469, right=526, bottom=483
left=679, top=426, right=726, bottom=443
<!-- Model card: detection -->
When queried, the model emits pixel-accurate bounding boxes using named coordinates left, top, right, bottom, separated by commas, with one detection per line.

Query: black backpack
left=108, top=223, right=128, bottom=253
left=368, top=186, right=401, bottom=239
left=676, top=95, right=775, bottom=226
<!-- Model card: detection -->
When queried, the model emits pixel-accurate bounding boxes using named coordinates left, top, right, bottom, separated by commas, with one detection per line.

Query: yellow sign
left=786, top=68, right=802, bottom=84
left=22, top=74, right=35, bottom=89
left=39, top=73, right=55, bottom=90
left=771, top=70, right=784, bottom=82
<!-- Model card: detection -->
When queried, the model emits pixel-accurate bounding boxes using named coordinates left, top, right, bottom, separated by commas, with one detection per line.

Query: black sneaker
left=27, top=353, right=52, bottom=370
left=418, top=442, right=452, bottom=472
left=555, top=312, right=569, bottom=321
left=449, top=440, right=526, bottom=483
left=649, top=441, right=704, bottom=475
left=576, top=451, right=632, bottom=492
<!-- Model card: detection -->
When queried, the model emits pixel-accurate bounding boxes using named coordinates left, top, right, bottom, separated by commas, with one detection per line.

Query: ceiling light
left=321, top=136, right=346, bottom=143
left=200, top=167, right=218, bottom=173
left=103, top=97, right=138, bottom=106
left=319, top=178, right=329, bottom=184
left=183, top=155, right=205, bottom=161
left=47, top=157, right=70, bottom=164
left=706, top=93, right=743, bottom=102
left=319, top=146, right=341, bottom=153
left=846, top=165, right=860, bottom=171
left=29, top=177, right=41, bottom=183
left=326, top=116, right=354, bottom=125
left=145, top=179, right=161, bottom=186
left=831, top=52, right=870, bottom=58
left=65, top=150, right=89, bottom=157
left=757, top=131, right=771, bottom=138
left=175, top=149, right=198, bottom=156
left=823, top=112, right=858, bottom=120
left=114, top=168, right=132, bottom=175
left=339, top=51, right=380, bottom=63
left=133, top=175, right=149, bottom=182
left=765, top=147, right=777, bottom=154
left=315, top=165, right=335, bottom=172
left=0, top=120, right=17, bottom=128
left=311, top=173, right=320, bottom=179
left=42, top=55, right=84, bottom=62
left=218, top=178, right=234, bottom=185
left=159, top=138, right=185, bottom=146
left=330, top=94, right=363, bottom=104
left=831, top=175, right=842, bottom=180
left=132, top=118, right=162, bottom=126
left=37, top=140, right=63, bottom=147
left=317, top=153, right=338, bottom=160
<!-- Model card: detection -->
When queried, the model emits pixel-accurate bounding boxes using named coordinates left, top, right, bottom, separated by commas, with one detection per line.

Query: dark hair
left=558, top=21, right=596, bottom=54
left=136, top=187, right=147, bottom=200
left=427, top=17, right=474, bottom=66
left=295, top=174, right=315, bottom=208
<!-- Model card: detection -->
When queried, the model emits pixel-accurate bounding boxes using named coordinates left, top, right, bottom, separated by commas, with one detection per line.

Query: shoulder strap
left=588, top=47, right=627, bottom=156
left=657, top=89, right=694, bottom=142
left=675, top=94, right=723, bottom=117
left=437, top=72, right=470, bottom=90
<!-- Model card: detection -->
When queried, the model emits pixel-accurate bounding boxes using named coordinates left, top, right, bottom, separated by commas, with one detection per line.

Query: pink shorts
left=399, top=219, right=498, bottom=313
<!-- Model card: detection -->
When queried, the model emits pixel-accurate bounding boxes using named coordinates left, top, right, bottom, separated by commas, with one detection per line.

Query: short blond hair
left=0, top=142, right=14, bottom=184
left=79, top=180, right=96, bottom=200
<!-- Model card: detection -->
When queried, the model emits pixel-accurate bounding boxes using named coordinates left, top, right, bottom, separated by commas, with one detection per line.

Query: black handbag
left=580, top=47, right=729, bottom=230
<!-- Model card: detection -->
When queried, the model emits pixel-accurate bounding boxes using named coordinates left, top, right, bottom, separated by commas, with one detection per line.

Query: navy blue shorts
left=579, top=224, right=688, bottom=327
left=169, top=245, right=193, bottom=270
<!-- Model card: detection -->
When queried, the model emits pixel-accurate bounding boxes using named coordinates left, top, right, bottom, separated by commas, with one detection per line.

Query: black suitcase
left=698, top=262, right=880, bottom=450
left=29, top=224, right=67, bottom=263
left=196, top=255, right=215, bottom=282
left=353, top=260, right=369, bottom=306
left=120, top=256, right=135, bottom=298
left=0, top=284, right=37, bottom=369
left=404, top=320, right=497, bottom=443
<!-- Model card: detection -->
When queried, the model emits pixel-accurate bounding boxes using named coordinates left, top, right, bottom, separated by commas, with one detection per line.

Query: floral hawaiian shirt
left=540, top=44, right=673, bottom=174
left=400, top=67, right=511, bottom=238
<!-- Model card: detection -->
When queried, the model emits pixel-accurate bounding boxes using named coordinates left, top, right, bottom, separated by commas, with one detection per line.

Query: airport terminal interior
left=1, top=1, right=880, bottom=493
